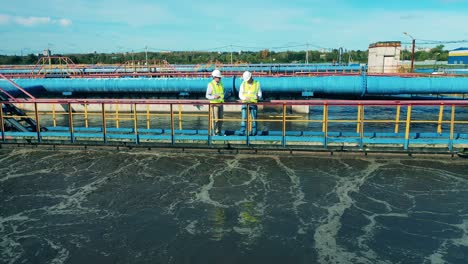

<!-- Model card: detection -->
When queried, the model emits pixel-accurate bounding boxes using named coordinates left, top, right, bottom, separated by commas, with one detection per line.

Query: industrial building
left=367, top=41, right=401, bottom=73
left=448, top=47, right=468, bottom=65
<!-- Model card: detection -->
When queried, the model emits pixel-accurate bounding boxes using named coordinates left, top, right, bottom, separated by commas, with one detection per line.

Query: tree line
left=0, top=45, right=449, bottom=65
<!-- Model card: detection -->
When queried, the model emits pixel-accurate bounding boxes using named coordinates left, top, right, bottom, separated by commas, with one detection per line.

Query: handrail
left=2, top=98, right=468, bottom=106
left=0, top=87, right=16, bottom=101
left=1, top=99, right=467, bottom=152
left=0, top=102, right=5, bottom=142
left=0, top=73, right=35, bottom=99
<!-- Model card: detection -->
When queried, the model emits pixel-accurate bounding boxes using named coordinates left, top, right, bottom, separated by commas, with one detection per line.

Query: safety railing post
left=404, top=105, right=412, bottom=150
left=115, top=104, right=119, bottom=128
left=146, top=104, right=150, bottom=129
left=395, top=105, right=401, bottom=133
left=0, top=102, right=5, bottom=142
left=449, top=105, right=456, bottom=152
left=84, top=103, right=89, bottom=128
left=359, top=104, right=364, bottom=149
left=437, top=104, right=444, bottom=134
left=178, top=103, right=183, bottom=130
left=68, top=102, right=74, bottom=143
left=323, top=103, right=328, bottom=148
left=356, top=104, right=362, bottom=133
left=308, top=105, right=314, bottom=128
left=282, top=103, right=286, bottom=147
left=247, top=103, right=251, bottom=146
left=34, top=102, right=41, bottom=143
left=52, top=103, right=57, bottom=127
left=322, top=103, right=327, bottom=133
left=133, top=103, right=139, bottom=144
left=102, top=103, right=107, bottom=143
left=170, top=103, right=175, bottom=145
left=207, top=104, right=212, bottom=145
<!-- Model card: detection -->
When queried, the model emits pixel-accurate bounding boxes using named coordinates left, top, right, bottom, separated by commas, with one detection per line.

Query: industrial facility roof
left=451, top=47, right=468, bottom=51
left=369, top=41, right=401, bottom=48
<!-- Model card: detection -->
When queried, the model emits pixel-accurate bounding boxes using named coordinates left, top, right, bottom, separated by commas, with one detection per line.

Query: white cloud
left=0, top=14, right=10, bottom=24
left=0, top=13, right=72, bottom=27
left=57, top=18, right=72, bottom=26
left=38, top=1, right=177, bottom=27
left=15, top=16, right=51, bottom=26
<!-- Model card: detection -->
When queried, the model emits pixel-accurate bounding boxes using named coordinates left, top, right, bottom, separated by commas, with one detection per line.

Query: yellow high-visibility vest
left=210, top=80, right=224, bottom=103
left=241, top=80, right=259, bottom=103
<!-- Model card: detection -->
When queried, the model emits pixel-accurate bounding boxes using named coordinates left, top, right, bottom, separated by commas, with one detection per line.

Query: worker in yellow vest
left=206, top=69, right=225, bottom=136
left=239, top=71, right=262, bottom=136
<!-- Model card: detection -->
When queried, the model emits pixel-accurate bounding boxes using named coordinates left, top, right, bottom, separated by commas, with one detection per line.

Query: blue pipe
left=366, top=76, right=468, bottom=94
left=1, top=75, right=468, bottom=96
left=0, top=64, right=364, bottom=74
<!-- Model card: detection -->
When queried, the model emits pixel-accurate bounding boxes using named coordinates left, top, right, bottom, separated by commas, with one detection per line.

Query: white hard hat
left=242, top=71, right=252, bottom=81
left=212, top=69, right=222, bottom=78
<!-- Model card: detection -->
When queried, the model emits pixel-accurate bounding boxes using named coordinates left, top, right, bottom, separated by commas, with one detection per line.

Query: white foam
left=44, top=238, right=69, bottom=264
left=185, top=220, right=198, bottom=235
left=194, top=171, right=227, bottom=208
left=0, top=234, right=24, bottom=264
left=313, top=159, right=387, bottom=264
left=233, top=226, right=252, bottom=235
left=427, top=219, right=468, bottom=263
left=427, top=240, right=448, bottom=264
left=233, top=225, right=263, bottom=246
left=451, top=219, right=468, bottom=246
left=0, top=168, right=53, bottom=183
left=272, top=157, right=309, bottom=231
left=193, top=158, right=243, bottom=208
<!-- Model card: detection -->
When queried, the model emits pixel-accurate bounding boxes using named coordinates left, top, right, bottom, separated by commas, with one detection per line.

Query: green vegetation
left=0, top=49, right=367, bottom=65
left=0, top=45, right=451, bottom=65
left=401, top=45, right=449, bottom=62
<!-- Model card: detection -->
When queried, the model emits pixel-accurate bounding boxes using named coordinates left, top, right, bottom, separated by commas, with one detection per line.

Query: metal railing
left=1, top=99, right=467, bottom=151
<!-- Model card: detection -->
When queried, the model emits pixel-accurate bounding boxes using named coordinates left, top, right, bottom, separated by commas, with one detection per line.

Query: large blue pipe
left=1, top=75, right=468, bottom=96
left=0, top=64, right=363, bottom=74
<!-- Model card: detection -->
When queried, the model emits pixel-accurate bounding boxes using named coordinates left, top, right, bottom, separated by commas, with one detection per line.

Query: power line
left=402, top=39, right=468, bottom=45
left=272, top=44, right=307, bottom=49
left=231, top=45, right=265, bottom=50
left=115, top=42, right=335, bottom=54
left=418, top=39, right=468, bottom=44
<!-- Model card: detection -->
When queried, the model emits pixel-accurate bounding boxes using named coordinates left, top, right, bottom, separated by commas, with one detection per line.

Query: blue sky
left=1, top=0, right=468, bottom=55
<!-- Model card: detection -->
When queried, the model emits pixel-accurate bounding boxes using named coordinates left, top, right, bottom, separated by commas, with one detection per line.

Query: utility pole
left=411, top=38, right=415, bottom=73
left=131, top=49, right=135, bottom=72
left=46, top=43, right=53, bottom=66
left=230, top=45, right=233, bottom=65
left=145, top=46, right=148, bottom=70
left=338, top=47, right=343, bottom=65
left=306, top=42, right=309, bottom=64
left=404, top=32, right=416, bottom=73
left=433, top=52, right=440, bottom=71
